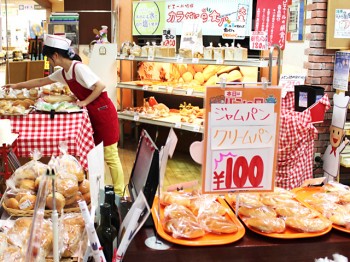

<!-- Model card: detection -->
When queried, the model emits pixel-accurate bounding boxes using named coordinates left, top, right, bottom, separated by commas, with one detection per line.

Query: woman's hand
left=76, top=100, right=88, bottom=107
left=2, top=83, right=18, bottom=89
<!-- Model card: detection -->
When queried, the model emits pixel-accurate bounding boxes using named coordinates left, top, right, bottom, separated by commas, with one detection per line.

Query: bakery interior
left=1, top=0, right=350, bottom=261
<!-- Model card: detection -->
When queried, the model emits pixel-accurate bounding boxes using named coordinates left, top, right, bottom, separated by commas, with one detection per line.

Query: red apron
left=62, top=62, right=119, bottom=146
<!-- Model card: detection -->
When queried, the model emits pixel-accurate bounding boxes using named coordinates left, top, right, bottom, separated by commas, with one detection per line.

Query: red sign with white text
left=255, top=0, right=288, bottom=50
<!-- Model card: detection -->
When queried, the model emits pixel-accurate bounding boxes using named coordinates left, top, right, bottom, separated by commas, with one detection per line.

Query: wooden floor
left=115, top=138, right=202, bottom=194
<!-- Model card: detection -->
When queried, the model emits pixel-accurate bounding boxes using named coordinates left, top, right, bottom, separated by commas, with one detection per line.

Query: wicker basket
left=2, top=202, right=86, bottom=217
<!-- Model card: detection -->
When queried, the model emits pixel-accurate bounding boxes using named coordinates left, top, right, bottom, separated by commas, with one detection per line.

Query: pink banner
left=255, top=0, right=288, bottom=50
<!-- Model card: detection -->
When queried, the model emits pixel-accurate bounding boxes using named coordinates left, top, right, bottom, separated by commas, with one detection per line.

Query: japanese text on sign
left=255, top=0, right=288, bottom=49
left=250, top=31, right=268, bottom=50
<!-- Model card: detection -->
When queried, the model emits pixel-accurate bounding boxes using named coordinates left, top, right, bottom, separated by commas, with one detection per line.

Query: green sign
left=133, top=2, right=165, bottom=35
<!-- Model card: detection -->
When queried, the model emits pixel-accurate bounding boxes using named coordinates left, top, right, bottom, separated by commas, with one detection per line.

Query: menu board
left=202, top=86, right=282, bottom=194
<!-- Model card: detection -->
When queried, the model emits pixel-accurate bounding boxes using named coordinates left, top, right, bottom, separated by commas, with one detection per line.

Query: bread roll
left=15, top=192, right=33, bottom=202
left=164, top=218, right=205, bottom=239
left=18, top=195, right=36, bottom=210
left=246, top=217, right=286, bottom=233
left=65, top=192, right=78, bottom=206
left=182, top=71, right=193, bottom=83
left=199, top=215, right=238, bottom=234
left=4, top=198, right=19, bottom=209
left=285, top=217, right=331, bottom=233
left=0, top=232, right=8, bottom=254
left=194, top=72, right=205, bottom=84
left=79, top=179, right=90, bottom=194
left=82, top=192, right=91, bottom=204
left=160, top=192, right=192, bottom=207
left=65, top=192, right=84, bottom=208
left=57, top=178, right=79, bottom=198
left=217, top=66, right=239, bottom=75
left=238, top=206, right=276, bottom=218
left=18, top=179, right=36, bottom=191
left=164, top=204, right=197, bottom=222
left=46, top=192, right=66, bottom=210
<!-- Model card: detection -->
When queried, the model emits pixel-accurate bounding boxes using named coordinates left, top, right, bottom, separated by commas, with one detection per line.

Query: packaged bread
left=160, top=191, right=195, bottom=207
left=18, top=194, right=36, bottom=210
left=79, top=179, right=90, bottom=194
left=55, top=142, right=85, bottom=182
left=130, top=42, right=141, bottom=57
left=7, top=217, right=32, bottom=247
left=56, top=176, right=79, bottom=198
left=213, top=44, right=224, bottom=60
left=203, top=42, right=214, bottom=59
left=164, top=204, right=197, bottom=223
left=141, top=42, right=150, bottom=57
left=246, top=217, right=286, bottom=233
left=46, top=192, right=66, bottom=210
left=0, top=233, right=8, bottom=256
left=233, top=45, right=248, bottom=60
left=0, top=246, right=24, bottom=262
left=285, top=217, right=331, bottom=233
left=224, top=43, right=235, bottom=60
left=164, top=217, right=205, bottom=239
left=61, top=213, right=85, bottom=257
left=198, top=214, right=238, bottom=234
left=10, top=150, right=48, bottom=189
left=238, top=205, right=277, bottom=218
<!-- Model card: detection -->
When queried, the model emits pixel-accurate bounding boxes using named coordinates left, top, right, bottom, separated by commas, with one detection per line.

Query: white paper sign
left=278, top=74, right=306, bottom=97
left=210, top=103, right=275, bottom=127
left=334, top=9, right=350, bottom=39
left=162, top=28, right=176, bottom=47
left=87, top=142, right=104, bottom=211
left=211, top=125, right=275, bottom=150
left=250, top=31, right=268, bottom=50
left=117, top=192, right=150, bottom=262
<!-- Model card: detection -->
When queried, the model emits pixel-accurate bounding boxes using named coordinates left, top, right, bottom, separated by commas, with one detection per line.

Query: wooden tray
left=151, top=196, right=245, bottom=246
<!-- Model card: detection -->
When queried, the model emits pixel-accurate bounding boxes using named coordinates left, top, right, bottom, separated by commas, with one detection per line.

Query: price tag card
left=176, top=56, right=184, bottom=63
left=192, top=58, right=199, bottom=64
left=193, top=125, right=200, bottom=132
left=142, top=85, right=149, bottom=90
left=148, top=55, right=154, bottom=61
left=167, top=86, right=173, bottom=93
left=186, top=88, right=194, bottom=96
left=128, top=55, right=135, bottom=60
left=250, top=31, right=268, bottom=50
left=216, top=58, right=224, bottom=65
left=175, top=122, right=182, bottom=128
left=120, top=54, right=126, bottom=59
left=133, top=115, right=140, bottom=121
left=278, top=74, right=306, bottom=97
left=162, top=28, right=176, bottom=48
left=152, top=85, right=159, bottom=91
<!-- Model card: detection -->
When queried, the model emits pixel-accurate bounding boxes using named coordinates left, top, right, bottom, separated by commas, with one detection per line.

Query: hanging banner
left=333, top=51, right=350, bottom=91
left=132, top=0, right=253, bottom=36
left=255, top=0, right=288, bottom=49
left=202, top=86, right=282, bottom=194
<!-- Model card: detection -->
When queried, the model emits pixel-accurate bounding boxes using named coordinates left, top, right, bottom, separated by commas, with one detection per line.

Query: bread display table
left=0, top=111, right=95, bottom=170
left=124, top=227, right=350, bottom=262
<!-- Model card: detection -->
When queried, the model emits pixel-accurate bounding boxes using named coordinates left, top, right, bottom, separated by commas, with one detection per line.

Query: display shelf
left=118, top=112, right=204, bottom=133
left=116, top=55, right=276, bottom=67
left=117, top=82, right=204, bottom=98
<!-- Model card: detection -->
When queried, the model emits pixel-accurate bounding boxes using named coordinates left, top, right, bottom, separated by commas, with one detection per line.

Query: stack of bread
left=227, top=187, right=331, bottom=234
left=0, top=88, right=39, bottom=100
left=297, top=182, right=350, bottom=230
left=0, top=214, right=86, bottom=260
left=3, top=154, right=90, bottom=214
left=0, top=99, right=35, bottom=115
left=160, top=191, right=239, bottom=239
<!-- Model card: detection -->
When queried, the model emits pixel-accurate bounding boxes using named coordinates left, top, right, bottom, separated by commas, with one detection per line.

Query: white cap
left=331, top=92, right=350, bottom=128
left=44, top=34, right=71, bottom=50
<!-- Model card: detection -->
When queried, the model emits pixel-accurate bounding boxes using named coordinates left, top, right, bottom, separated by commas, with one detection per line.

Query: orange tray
left=224, top=194, right=332, bottom=239
left=293, top=187, right=350, bottom=234
left=151, top=196, right=245, bottom=246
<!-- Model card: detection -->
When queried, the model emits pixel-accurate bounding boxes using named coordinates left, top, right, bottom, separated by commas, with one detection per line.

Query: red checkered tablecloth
left=1, top=111, right=95, bottom=171
left=276, top=92, right=330, bottom=189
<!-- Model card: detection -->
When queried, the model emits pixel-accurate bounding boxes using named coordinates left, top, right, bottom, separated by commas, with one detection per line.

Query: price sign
left=133, top=114, right=140, bottom=121
left=162, top=28, right=176, bottom=48
left=278, top=74, right=306, bottom=97
left=174, top=122, right=182, bottom=128
left=142, top=85, right=149, bottom=90
left=128, top=55, right=135, bottom=60
left=186, top=88, right=194, bottom=96
left=250, top=31, right=268, bottom=50
left=176, top=56, right=184, bottom=63
left=192, top=58, right=199, bottom=64
left=202, top=86, right=282, bottom=194
left=167, top=86, right=173, bottom=93
left=193, top=125, right=200, bottom=132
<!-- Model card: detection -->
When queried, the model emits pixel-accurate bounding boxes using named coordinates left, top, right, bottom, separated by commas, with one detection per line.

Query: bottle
left=96, top=203, right=117, bottom=262
left=104, top=190, right=121, bottom=236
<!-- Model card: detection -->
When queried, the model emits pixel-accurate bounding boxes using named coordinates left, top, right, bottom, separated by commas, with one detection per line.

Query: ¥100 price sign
left=202, top=86, right=282, bottom=194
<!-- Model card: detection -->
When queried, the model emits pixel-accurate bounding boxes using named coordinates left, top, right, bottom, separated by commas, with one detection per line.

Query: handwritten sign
left=162, top=28, right=176, bottom=47
left=250, top=31, right=268, bottom=50
left=278, top=74, right=306, bottom=97
left=202, top=86, right=281, bottom=194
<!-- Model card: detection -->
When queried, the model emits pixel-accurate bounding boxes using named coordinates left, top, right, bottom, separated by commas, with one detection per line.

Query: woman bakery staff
left=2, top=34, right=124, bottom=196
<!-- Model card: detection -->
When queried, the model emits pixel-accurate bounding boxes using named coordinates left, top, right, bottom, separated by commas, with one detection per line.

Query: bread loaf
left=46, top=192, right=66, bottom=210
